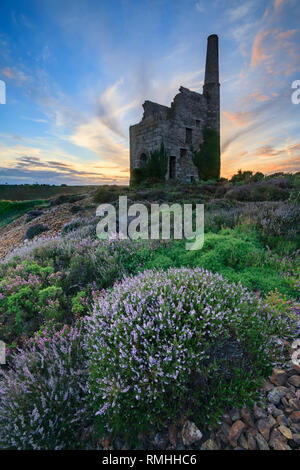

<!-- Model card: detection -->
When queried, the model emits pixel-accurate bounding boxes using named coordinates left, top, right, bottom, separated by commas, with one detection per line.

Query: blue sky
left=0, top=0, right=299, bottom=184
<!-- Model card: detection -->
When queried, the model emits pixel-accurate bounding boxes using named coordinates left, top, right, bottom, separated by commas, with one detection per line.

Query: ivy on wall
left=191, top=127, right=220, bottom=180
left=132, top=142, right=168, bottom=185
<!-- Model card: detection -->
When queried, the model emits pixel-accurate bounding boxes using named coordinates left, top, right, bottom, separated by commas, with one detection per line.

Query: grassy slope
left=0, top=200, right=50, bottom=228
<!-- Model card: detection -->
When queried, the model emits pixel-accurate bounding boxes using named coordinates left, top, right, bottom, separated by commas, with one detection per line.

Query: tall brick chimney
left=203, top=34, right=221, bottom=177
left=204, top=34, right=219, bottom=85
left=203, top=34, right=220, bottom=133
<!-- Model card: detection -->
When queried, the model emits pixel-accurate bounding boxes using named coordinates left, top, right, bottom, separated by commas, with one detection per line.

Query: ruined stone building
left=129, top=34, right=220, bottom=183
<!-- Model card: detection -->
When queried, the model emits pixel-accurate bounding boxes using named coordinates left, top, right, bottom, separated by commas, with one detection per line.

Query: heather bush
left=61, top=218, right=85, bottom=234
left=0, top=261, right=65, bottom=345
left=225, top=182, right=290, bottom=202
left=0, top=324, right=90, bottom=449
left=251, top=202, right=299, bottom=241
left=25, top=223, right=49, bottom=240
left=86, top=268, right=296, bottom=438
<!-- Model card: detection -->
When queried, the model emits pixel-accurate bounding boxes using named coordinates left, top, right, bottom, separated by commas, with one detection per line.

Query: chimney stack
left=204, top=34, right=219, bottom=85
left=203, top=34, right=220, bottom=134
left=203, top=34, right=221, bottom=178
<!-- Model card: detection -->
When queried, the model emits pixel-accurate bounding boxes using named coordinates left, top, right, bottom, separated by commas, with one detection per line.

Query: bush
left=0, top=261, right=64, bottom=345
left=225, top=183, right=290, bottom=202
left=61, top=218, right=85, bottom=235
left=25, top=224, right=48, bottom=240
left=93, top=187, right=119, bottom=204
left=86, top=268, right=295, bottom=439
left=70, top=205, right=81, bottom=214
left=25, top=209, right=44, bottom=223
left=0, top=324, right=90, bottom=449
left=131, top=143, right=168, bottom=185
left=231, top=169, right=253, bottom=183
left=52, top=194, right=85, bottom=206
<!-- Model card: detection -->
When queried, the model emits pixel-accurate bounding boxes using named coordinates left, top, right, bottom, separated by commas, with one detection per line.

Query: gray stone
left=288, top=375, right=300, bottom=388
left=181, top=421, right=203, bottom=447
left=268, top=387, right=288, bottom=405
left=255, top=432, right=270, bottom=450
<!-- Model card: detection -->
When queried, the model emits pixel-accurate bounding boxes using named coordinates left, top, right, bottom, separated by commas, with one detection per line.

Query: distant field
left=0, top=200, right=49, bottom=228
left=0, top=184, right=97, bottom=201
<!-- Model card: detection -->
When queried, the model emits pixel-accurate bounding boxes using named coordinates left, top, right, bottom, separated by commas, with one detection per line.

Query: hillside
left=0, top=172, right=299, bottom=450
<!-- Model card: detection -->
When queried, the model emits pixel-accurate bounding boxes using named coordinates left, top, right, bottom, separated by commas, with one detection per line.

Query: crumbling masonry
left=129, top=34, right=220, bottom=183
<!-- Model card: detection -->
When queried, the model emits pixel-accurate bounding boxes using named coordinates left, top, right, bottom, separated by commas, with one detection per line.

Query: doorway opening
left=169, top=156, right=176, bottom=180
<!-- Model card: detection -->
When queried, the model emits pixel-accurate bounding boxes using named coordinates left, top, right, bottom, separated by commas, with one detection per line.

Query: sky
left=0, top=0, right=299, bottom=185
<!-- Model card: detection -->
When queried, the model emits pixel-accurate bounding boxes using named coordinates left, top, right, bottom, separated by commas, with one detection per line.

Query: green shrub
left=25, top=224, right=48, bottom=240
left=131, top=143, right=168, bottom=185
left=93, top=187, right=119, bottom=204
left=231, top=169, right=253, bottom=183
left=0, top=261, right=64, bottom=345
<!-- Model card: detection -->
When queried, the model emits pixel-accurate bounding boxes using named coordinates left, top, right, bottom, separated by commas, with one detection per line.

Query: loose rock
left=228, top=420, right=246, bottom=447
left=181, top=421, right=203, bottom=447
left=270, top=369, right=288, bottom=387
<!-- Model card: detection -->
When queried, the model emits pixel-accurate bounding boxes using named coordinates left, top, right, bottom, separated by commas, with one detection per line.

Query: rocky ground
left=98, top=339, right=300, bottom=451
left=0, top=196, right=94, bottom=260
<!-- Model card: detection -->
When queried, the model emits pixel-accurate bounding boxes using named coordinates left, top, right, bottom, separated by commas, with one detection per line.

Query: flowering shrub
left=225, top=182, right=290, bottom=202
left=0, top=261, right=64, bottom=345
left=86, top=267, right=295, bottom=437
left=0, top=324, right=90, bottom=450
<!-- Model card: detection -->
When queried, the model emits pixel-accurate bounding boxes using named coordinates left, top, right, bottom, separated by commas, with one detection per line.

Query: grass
left=0, top=184, right=97, bottom=201
left=0, top=200, right=49, bottom=228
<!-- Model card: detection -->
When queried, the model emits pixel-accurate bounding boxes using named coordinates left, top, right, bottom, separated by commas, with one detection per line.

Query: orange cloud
left=253, top=145, right=285, bottom=158
left=274, top=0, right=286, bottom=11
left=251, top=30, right=272, bottom=68
left=1, top=67, right=14, bottom=79
left=246, top=92, right=270, bottom=103
left=276, top=29, right=298, bottom=40
left=222, top=110, right=254, bottom=127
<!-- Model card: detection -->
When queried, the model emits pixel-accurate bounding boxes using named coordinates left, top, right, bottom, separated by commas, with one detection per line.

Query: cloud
left=246, top=92, right=271, bottom=103
left=250, top=30, right=272, bottom=68
left=195, top=2, right=206, bottom=13
left=275, top=29, right=298, bottom=39
left=0, top=153, right=129, bottom=185
left=69, top=118, right=129, bottom=165
left=222, top=110, right=254, bottom=127
left=274, top=0, right=286, bottom=11
left=1, top=66, right=29, bottom=85
left=252, top=144, right=285, bottom=157
left=96, top=79, right=138, bottom=138
left=227, top=2, right=255, bottom=22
